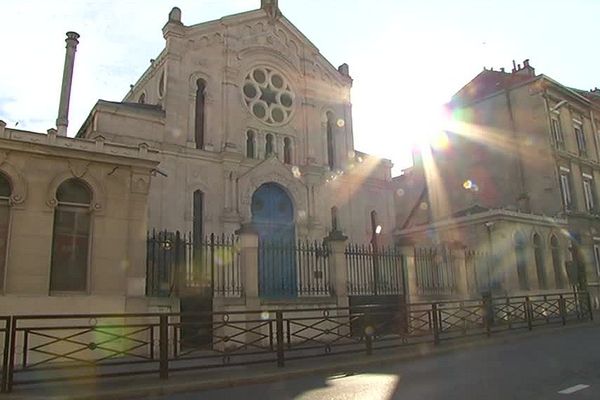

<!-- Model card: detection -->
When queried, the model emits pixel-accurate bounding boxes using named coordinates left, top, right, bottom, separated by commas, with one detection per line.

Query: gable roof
left=450, top=69, right=534, bottom=106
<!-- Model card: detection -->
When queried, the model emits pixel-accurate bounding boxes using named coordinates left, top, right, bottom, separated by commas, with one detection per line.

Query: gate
left=251, top=183, right=296, bottom=298
left=146, top=231, right=241, bottom=346
left=345, top=244, right=407, bottom=334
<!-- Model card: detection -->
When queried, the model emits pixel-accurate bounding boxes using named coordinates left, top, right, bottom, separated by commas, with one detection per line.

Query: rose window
left=242, top=67, right=294, bottom=125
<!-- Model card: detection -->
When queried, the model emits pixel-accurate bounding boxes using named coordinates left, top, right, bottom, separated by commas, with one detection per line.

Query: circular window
left=242, top=66, right=294, bottom=125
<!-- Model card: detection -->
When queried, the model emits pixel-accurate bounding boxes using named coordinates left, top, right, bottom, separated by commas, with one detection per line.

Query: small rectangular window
left=583, top=177, right=595, bottom=212
left=575, top=125, right=586, bottom=156
left=551, top=118, right=564, bottom=149
left=559, top=172, right=572, bottom=210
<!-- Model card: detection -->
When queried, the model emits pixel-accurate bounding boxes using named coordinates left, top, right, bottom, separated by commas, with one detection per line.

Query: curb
left=5, top=320, right=597, bottom=400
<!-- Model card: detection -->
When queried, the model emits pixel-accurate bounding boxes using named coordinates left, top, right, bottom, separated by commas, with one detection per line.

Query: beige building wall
left=0, top=124, right=175, bottom=315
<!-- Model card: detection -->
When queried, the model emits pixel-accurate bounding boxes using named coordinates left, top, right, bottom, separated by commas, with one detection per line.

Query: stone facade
left=0, top=122, right=172, bottom=315
left=76, top=3, right=396, bottom=244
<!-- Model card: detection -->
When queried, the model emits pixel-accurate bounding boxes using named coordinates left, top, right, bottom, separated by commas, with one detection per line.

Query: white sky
left=0, top=0, right=599, bottom=174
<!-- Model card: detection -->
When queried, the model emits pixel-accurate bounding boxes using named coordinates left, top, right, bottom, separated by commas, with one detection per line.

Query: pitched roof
left=450, top=69, right=534, bottom=106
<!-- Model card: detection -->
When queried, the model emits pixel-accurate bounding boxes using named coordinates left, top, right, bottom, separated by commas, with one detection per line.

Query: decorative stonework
left=46, top=171, right=106, bottom=213
left=242, top=66, right=294, bottom=126
left=0, top=162, right=27, bottom=207
left=68, top=160, right=90, bottom=178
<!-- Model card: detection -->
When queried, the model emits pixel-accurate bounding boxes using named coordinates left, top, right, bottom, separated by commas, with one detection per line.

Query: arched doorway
left=251, top=183, right=296, bottom=297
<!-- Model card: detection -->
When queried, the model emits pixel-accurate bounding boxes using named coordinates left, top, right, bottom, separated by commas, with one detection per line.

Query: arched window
left=50, top=179, right=91, bottom=292
left=265, top=133, right=274, bottom=158
left=138, top=93, right=146, bottom=104
left=195, top=79, right=206, bottom=150
left=326, top=112, right=335, bottom=170
left=283, top=137, right=292, bottom=164
left=514, top=232, right=528, bottom=290
left=0, top=173, right=10, bottom=292
left=550, top=235, right=564, bottom=289
left=533, top=234, right=546, bottom=289
left=246, top=130, right=255, bottom=159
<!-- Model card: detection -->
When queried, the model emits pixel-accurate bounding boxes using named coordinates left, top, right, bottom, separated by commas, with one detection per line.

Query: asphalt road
left=150, top=324, right=600, bottom=399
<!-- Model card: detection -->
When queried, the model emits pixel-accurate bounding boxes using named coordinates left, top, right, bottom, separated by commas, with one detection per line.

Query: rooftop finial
left=168, top=7, right=182, bottom=23
left=261, top=0, right=280, bottom=17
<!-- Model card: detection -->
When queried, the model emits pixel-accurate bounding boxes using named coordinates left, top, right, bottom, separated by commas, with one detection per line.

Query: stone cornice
left=395, top=209, right=568, bottom=236
left=1, top=129, right=159, bottom=168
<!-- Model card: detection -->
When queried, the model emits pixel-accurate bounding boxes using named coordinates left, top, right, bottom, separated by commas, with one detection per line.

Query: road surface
left=150, top=324, right=600, bottom=399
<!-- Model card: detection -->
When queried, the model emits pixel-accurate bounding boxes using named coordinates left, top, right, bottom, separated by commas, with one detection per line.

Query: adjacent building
left=395, top=60, right=600, bottom=302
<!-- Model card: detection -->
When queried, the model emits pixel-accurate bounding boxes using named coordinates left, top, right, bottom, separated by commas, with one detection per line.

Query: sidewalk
left=3, top=320, right=597, bottom=400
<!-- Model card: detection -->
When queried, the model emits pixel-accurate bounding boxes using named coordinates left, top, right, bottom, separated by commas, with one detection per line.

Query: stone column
left=238, top=225, right=260, bottom=307
left=325, top=231, right=349, bottom=307
left=400, top=245, right=417, bottom=303
left=56, top=32, right=80, bottom=137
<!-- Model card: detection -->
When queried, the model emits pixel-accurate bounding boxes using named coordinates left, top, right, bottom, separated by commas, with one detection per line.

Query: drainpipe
left=56, top=31, right=80, bottom=137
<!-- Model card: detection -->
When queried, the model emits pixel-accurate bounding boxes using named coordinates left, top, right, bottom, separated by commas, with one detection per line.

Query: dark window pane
left=57, top=179, right=91, bottom=204
left=0, top=174, right=11, bottom=197
left=50, top=208, right=90, bottom=292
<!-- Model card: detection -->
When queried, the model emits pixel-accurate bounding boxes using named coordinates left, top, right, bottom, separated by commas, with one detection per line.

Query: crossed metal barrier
left=0, top=291, right=593, bottom=394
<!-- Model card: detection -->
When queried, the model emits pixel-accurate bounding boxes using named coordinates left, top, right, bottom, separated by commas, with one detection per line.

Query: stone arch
left=46, top=171, right=105, bottom=213
left=238, top=160, right=307, bottom=224
left=0, top=162, right=27, bottom=207
left=237, top=48, right=302, bottom=78
left=188, top=71, right=213, bottom=145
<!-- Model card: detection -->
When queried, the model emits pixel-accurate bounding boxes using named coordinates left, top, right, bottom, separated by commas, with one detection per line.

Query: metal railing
left=258, top=239, right=331, bottom=297
left=345, top=244, right=404, bottom=296
left=1, top=291, right=591, bottom=393
left=146, top=231, right=242, bottom=298
left=414, top=247, right=458, bottom=296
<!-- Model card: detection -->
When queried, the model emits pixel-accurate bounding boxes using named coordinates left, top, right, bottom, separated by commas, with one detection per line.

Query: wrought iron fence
left=0, top=291, right=592, bottom=393
left=414, top=247, right=457, bottom=296
left=258, top=239, right=331, bottom=297
left=345, top=244, right=404, bottom=296
left=465, top=250, right=488, bottom=293
left=146, top=231, right=242, bottom=298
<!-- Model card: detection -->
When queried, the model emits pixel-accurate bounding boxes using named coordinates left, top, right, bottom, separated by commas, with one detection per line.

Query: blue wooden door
left=251, top=183, right=296, bottom=298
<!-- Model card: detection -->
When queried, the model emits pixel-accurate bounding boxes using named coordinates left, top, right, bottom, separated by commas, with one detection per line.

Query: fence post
left=1, top=317, right=12, bottom=393
left=276, top=311, right=285, bottom=367
left=159, top=315, right=169, bottom=380
left=364, top=308, right=373, bottom=355
left=4, top=316, right=16, bottom=393
left=432, top=303, right=440, bottom=345
left=559, top=294, right=566, bottom=326
left=237, top=225, right=259, bottom=306
left=324, top=232, right=348, bottom=305
left=210, top=233, right=216, bottom=297
left=525, top=296, right=533, bottom=331
left=586, top=292, right=594, bottom=321
left=482, top=296, right=492, bottom=337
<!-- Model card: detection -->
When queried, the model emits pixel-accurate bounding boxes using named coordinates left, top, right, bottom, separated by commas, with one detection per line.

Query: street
left=150, top=324, right=600, bottom=399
